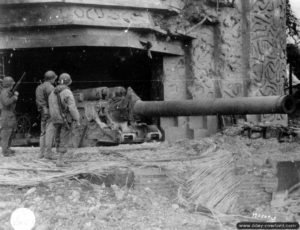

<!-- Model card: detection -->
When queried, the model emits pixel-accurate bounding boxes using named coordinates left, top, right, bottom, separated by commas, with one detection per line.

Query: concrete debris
left=0, top=127, right=299, bottom=228
left=271, top=190, right=288, bottom=208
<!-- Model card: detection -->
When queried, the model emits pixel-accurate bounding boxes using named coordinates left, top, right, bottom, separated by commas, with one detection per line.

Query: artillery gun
left=71, top=86, right=163, bottom=147
left=64, top=86, right=296, bottom=147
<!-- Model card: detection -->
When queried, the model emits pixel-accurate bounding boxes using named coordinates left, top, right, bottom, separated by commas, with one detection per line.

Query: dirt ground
left=0, top=133, right=299, bottom=230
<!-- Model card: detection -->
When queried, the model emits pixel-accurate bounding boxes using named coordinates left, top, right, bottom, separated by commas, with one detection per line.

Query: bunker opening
left=2, top=47, right=164, bottom=146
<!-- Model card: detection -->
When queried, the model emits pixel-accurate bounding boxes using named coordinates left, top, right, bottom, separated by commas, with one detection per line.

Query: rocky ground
left=0, top=180, right=221, bottom=230
left=0, top=144, right=227, bottom=230
left=0, top=132, right=299, bottom=229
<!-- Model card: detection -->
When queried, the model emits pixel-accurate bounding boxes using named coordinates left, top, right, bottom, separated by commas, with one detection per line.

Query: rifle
left=78, top=125, right=88, bottom=147
left=55, top=91, right=71, bottom=130
left=11, top=72, right=26, bottom=94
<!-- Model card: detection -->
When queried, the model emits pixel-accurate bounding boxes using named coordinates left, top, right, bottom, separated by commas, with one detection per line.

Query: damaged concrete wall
left=186, top=1, right=245, bottom=99
left=186, top=1, right=244, bottom=137
left=161, top=56, right=191, bottom=140
left=158, top=0, right=286, bottom=140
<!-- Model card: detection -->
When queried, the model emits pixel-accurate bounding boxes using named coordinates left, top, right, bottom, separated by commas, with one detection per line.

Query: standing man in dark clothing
left=35, top=70, right=57, bottom=159
left=0, top=76, right=18, bottom=156
left=46, top=73, right=80, bottom=166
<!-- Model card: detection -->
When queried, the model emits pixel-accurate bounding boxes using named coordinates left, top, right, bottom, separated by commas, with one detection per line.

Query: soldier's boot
left=44, top=151, right=57, bottom=160
left=7, top=149, right=15, bottom=156
left=3, top=151, right=11, bottom=157
left=2, top=143, right=9, bottom=156
left=38, top=153, right=44, bottom=159
left=2, top=148, right=15, bottom=157
left=56, top=153, right=68, bottom=167
left=7, top=149, right=15, bottom=154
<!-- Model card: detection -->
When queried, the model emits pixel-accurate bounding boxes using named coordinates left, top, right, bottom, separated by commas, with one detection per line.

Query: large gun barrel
left=132, top=95, right=295, bottom=117
left=72, top=87, right=296, bottom=146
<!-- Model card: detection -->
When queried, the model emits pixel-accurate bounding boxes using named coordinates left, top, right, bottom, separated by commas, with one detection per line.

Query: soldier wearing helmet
left=0, top=76, right=18, bottom=156
left=35, top=70, right=57, bottom=159
left=46, top=73, right=80, bottom=167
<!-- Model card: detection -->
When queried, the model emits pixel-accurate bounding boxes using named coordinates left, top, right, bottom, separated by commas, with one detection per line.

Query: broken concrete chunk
left=271, top=190, right=288, bottom=208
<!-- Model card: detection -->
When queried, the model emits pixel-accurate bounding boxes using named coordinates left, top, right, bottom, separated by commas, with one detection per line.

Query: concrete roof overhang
left=0, top=28, right=185, bottom=55
left=0, top=0, right=182, bottom=13
left=0, top=0, right=191, bottom=55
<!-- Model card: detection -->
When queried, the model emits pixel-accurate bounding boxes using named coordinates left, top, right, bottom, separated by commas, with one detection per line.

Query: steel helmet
left=58, top=73, right=72, bottom=86
left=2, top=76, right=15, bottom=88
left=44, top=70, right=57, bottom=81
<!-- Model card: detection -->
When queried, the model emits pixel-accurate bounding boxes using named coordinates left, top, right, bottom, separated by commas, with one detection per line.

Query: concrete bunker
left=0, top=1, right=190, bottom=145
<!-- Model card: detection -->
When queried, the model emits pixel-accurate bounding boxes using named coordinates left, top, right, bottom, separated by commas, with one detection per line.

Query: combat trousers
left=0, top=111, right=17, bottom=156
left=39, top=113, right=50, bottom=156
left=45, top=122, right=70, bottom=155
left=1, top=128, right=16, bottom=155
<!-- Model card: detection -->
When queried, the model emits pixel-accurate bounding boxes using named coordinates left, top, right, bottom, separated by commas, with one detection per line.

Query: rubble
left=0, top=128, right=300, bottom=229
left=0, top=179, right=225, bottom=230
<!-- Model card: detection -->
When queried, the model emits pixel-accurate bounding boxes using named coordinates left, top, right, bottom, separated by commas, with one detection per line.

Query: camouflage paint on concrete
left=186, top=0, right=245, bottom=99
left=249, top=0, right=286, bottom=124
left=183, top=0, right=286, bottom=136
left=186, top=0, right=245, bottom=136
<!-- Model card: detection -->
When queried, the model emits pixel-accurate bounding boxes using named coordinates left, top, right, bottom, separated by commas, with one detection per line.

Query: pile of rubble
left=0, top=126, right=300, bottom=229
left=158, top=125, right=300, bottom=220
left=0, top=171, right=224, bottom=230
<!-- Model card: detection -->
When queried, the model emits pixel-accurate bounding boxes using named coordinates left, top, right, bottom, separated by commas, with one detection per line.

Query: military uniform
left=35, top=81, right=55, bottom=158
left=0, top=77, right=18, bottom=156
left=45, top=73, right=80, bottom=166
left=0, top=79, right=4, bottom=129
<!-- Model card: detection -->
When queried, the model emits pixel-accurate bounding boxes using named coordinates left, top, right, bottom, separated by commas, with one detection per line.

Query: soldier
left=0, top=78, right=4, bottom=126
left=35, top=70, right=57, bottom=159
left=46, top=73, right=80, bottom=167
left=0, top=76, right=18, bottom=156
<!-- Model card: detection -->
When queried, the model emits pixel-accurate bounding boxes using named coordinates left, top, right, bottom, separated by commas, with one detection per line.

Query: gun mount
left=71, top=87, right=162, bottom=146
left=67, top=87, right=296, bottom=147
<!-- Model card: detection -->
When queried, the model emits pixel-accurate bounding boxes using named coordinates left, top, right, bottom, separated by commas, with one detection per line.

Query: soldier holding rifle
left=0, top=73, right=25, bottom=156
